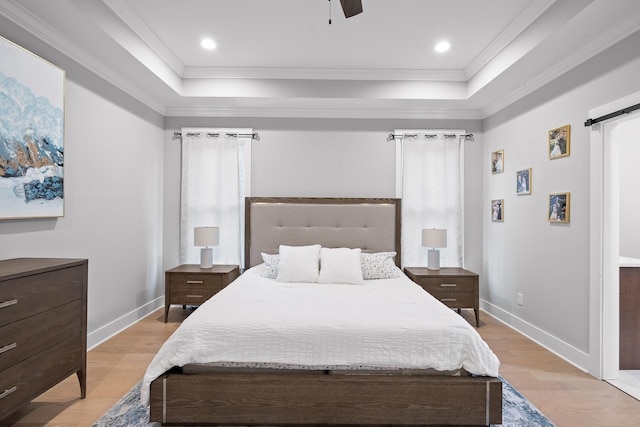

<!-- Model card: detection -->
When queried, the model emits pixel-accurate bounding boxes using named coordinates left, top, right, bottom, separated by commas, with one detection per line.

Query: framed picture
left=516, top=168, right=532, bottom=195
left=491, top=199, right=504, bottom=222
left=0, top=36, right=65, bottom=220
left=548, top=192, right=570, bottom=223
left=491, top=149, right=504, bottom=174
left=548, top=124, right=570, bottom=159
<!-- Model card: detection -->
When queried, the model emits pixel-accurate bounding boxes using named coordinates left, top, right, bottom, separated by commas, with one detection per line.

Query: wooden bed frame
left=150, top=197, right=502, bottom=426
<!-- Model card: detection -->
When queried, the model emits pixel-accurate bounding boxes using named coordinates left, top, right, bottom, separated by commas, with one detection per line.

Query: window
left=180, top=128, right=252, bottom=268
left=395, top=129, right=464, bottom=267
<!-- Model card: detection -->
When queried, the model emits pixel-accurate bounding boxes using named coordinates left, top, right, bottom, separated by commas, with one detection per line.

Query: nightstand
left=164, top=264, right=240, bottom=322
left=404, top=267, right=480, bottom=327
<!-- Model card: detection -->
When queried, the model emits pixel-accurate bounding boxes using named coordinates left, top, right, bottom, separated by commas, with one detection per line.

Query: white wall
left=163, top=118, right=485, bottom=276
left=483, top=29, right=640, bottom=372
left=0, top=20, right=165, bottom=348
left=617, top=116, right=640, bottom=259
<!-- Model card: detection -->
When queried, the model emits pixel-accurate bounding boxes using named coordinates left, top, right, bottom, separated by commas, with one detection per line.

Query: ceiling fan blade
left=340, top=0, right=363, bottom=18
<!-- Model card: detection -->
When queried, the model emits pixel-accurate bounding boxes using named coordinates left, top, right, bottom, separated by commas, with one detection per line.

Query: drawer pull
left=441, top=298, right=457, bottom=302
left=0, top=299, right=18, bottom=309
left=186, top=280, right=204, bottom=284
left=187, top=294, right=204, bottom=298
left=440, top=283, right=458, bottom=288
left=0, top=343, right=17, bottom=354
left=0, top=386, right=17, bottom=400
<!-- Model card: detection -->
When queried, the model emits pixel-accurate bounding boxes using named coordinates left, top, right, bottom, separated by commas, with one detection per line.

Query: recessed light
left=201, top=38, right=216, bottom=50
left=435, top=41, right=450, bottom=53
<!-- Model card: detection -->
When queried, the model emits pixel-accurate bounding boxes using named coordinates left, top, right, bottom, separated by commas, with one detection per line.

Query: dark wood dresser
left=0, top=258, right=88, bottom=421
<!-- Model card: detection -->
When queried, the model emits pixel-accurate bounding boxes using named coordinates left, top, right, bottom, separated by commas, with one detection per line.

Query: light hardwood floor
left=2, top=308, right=639, bottom=426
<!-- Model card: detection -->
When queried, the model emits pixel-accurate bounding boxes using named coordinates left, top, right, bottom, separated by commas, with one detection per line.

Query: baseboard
left=480, top=299, right=591, bottom=374
left=87, top=297, right=164, bottom=351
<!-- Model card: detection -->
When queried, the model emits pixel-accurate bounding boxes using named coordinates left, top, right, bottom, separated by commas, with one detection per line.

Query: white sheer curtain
left=180, top=128, right=252, bottom=268
left=397, top=130, right=464, bottom=268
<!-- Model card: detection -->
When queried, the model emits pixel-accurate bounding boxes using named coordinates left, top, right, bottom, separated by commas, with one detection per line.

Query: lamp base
left=427, top=249, right=440, bottom=270
left=200, top=247, right=213, bottom=269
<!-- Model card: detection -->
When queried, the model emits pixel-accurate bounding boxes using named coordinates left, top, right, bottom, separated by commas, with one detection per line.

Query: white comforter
left=141, top=265, right=500, bottom=404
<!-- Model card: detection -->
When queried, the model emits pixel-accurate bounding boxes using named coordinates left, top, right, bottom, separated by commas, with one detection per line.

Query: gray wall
left=0, top=18, right=165, bottom=348
left=483, top=29, right=640, bottom=371
left=163, top=118, right=485, bottom=277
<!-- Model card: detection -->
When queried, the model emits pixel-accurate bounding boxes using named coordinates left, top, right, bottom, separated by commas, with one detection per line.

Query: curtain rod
left=387, top=133, right=474, bottom=141
left=172, top=131, right=260, bottom=141
left=584, top=102, right=640, bottom=126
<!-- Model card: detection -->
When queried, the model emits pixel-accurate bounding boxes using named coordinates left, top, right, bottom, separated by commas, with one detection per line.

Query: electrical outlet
left=517, top=293, right=524, bottom=306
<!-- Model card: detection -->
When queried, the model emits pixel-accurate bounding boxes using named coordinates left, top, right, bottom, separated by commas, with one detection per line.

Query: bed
left=146, top=197, right=502, bottom=426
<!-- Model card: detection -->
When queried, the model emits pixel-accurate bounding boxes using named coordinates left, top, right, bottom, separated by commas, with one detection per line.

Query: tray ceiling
left=2, top=0, right=640, bottom=118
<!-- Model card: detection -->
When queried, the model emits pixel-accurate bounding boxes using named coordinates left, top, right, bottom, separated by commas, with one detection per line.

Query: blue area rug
left=93, top=376, right=555, bottom=426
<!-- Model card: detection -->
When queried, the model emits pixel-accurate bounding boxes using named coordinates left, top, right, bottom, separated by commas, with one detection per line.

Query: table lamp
left=422, top=228, right=447, bottom=270
left=194, top=226, right=219, bottom=269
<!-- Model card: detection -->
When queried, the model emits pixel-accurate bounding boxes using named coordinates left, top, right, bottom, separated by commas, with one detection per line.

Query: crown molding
left=464, top=0, right=556, bottom=80
left=103, top=0, right=185, bottom=76
left=0, top=0, right=167, bottom=115
left=164, top=105, right=484, bottom=120
left=480, top=85, right=531, bottom=120
left=182, top=66, right=467, bottom=82
left=482, top=7, right=640, bottom=119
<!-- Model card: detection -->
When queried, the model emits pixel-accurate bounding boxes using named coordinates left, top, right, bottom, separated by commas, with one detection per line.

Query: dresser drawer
left=417, top=277, right=476, bottom=293
left=0, top=336, right=83, bottom=419
left=427, top=290, right=477, bottom=308
left=168, top=285, right=222, bottom=305
left=167, top=273, right=222, bottom=288
left=167, top=273, right=224, bottom=305
left=0, top=300, right=82, bottom=370
left=0, top=265, right=84, bottom=326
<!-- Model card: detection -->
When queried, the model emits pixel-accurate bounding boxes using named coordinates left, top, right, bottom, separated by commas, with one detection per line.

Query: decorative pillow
left=318, top=247, right=364, bottom=285
left=260, top=253, right=279, bottom=279
left=360, top=251, right=400, bottom=279
left=276, top=244, right=321, bottom=283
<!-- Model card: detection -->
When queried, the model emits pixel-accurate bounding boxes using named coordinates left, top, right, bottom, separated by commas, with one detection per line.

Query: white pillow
left=276, top=244, right=321, bottom=283
left=260, top=253, right=279, bottom=279
left=360, top=251, right=400, bottom=279
left=318, top=247, right=364, bottom=285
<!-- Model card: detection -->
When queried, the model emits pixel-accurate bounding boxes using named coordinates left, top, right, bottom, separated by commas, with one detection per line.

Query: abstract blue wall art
left=0, top=35, right=65, bottom=219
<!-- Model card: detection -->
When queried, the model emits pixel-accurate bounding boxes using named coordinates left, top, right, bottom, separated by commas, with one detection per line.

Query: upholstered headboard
left=245, top=198, right=401, bottom=268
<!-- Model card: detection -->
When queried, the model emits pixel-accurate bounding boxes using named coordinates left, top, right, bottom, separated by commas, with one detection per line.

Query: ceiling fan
left=340, top=0, right=363, bottom=18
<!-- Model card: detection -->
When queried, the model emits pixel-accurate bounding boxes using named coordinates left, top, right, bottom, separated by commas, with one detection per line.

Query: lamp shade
left=422, top=228, right=447, bottom=248
left=194, top=226, right=219, bottom=247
